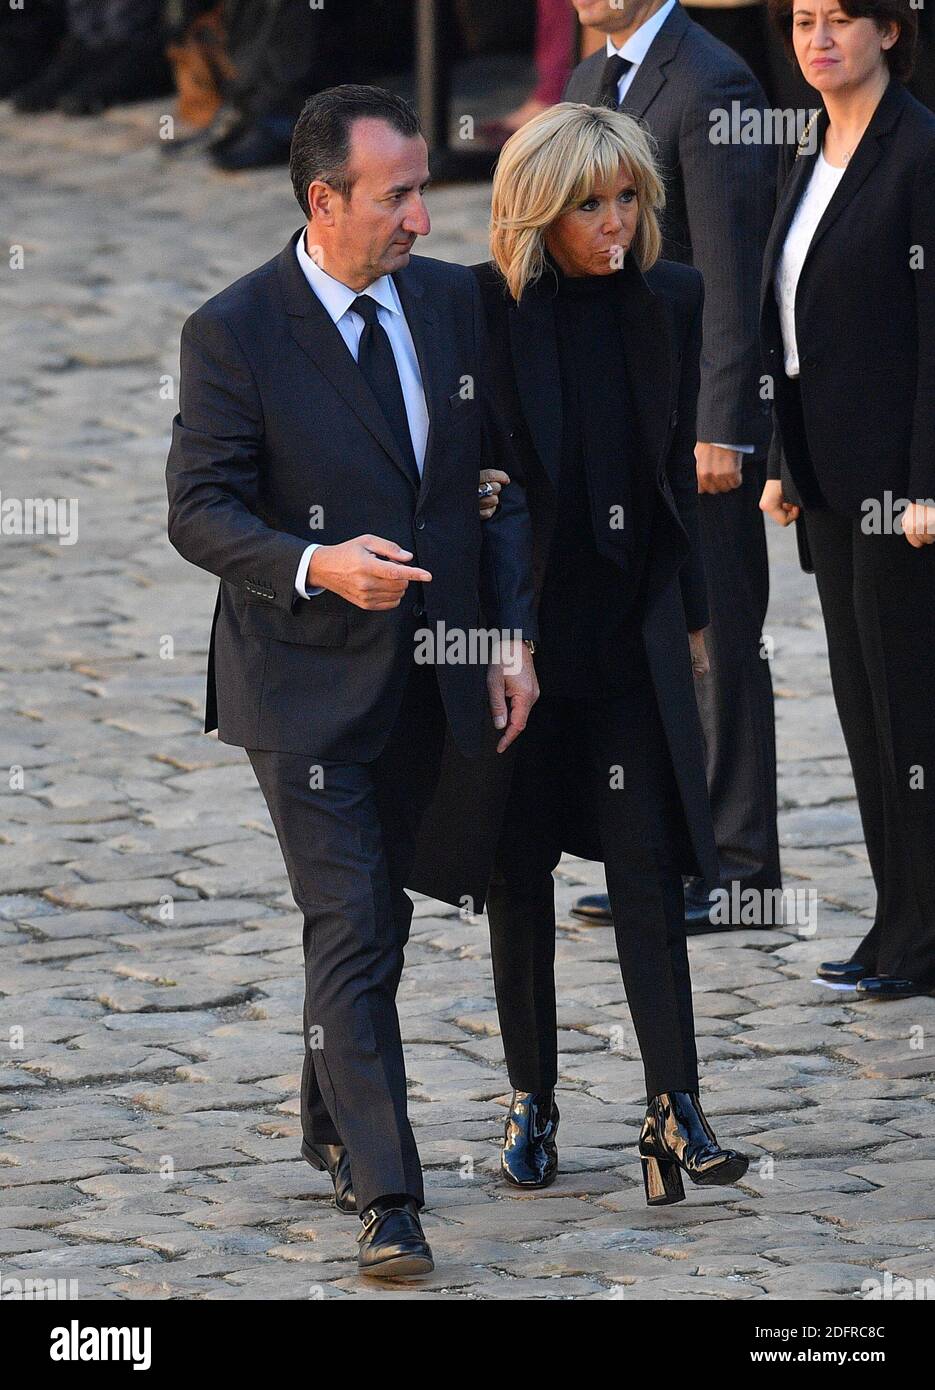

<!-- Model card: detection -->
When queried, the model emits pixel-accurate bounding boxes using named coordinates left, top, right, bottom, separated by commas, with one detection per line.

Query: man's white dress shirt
left=293, top=229, right=429, bottom=598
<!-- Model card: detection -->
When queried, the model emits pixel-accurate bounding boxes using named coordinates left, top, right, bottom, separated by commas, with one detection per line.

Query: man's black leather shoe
left=570, top=893, right=612, bottom=924
left=817, top=959, right=870, bottom=984
left=210, top=122, right=292, bottom=171
left=501, top=1090, right=559, bottom=1188
left=357, top=1200, right=433, bottom=1278
left=12, top=36, right=91, bottom=112
left=683, top=880, right=719, bottom=934
left=856, top=975, right=930, bottom=1000
left=57, top=39, right=172, bottom=116
left=301, top=1140, right=356, bottom=1213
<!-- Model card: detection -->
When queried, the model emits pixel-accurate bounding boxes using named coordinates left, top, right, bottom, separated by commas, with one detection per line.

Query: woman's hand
left=689, top=629, right=709, bottom=678
left=478, top=468, right=510, bottom=519
left=759, top=478, right=800, bottom=527
left=900, top=501, right=935, bottom=548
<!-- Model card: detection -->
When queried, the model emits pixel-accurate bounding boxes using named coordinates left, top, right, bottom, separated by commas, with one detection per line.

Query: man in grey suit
left=565, top=0, right=782, bottom=929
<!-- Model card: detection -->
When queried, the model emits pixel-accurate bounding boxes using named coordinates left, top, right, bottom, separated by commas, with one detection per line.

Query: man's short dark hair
left=290, top=84, right=423, bottom=217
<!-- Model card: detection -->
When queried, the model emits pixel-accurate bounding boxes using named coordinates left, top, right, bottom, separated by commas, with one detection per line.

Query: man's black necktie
left=598, top=54, right=633, bottom=110
left=351, top=294, right=421, bottom=490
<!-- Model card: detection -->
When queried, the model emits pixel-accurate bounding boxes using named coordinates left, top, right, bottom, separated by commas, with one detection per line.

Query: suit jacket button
left=412, top=602, right=425, bottom=617
left=415, top=518, right=425, bottom=531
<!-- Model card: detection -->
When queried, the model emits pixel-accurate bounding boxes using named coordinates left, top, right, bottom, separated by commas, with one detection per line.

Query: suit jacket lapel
left=760, top=139, right=820, bottom=313
left=508, top=278, right=563, bottom=490
left=799, top=105, right=890, bottom=261
left=276, top=234, right=418, bottom=493
left=620, top=3, right=687, bottom=119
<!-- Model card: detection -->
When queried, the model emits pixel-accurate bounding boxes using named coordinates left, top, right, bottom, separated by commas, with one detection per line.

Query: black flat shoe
left=683, top=882, right=720, bottom=934
left=210, top=122, right=292, bottom=171
left=301, top=1139, right=356, bottom=1213
left=639, top=1091, right=749, bottom=1205
left=12, top=36, right=91, bottom=112
left=817, top=959, right=870, bottom=983
left=570, top=893, right=612, bottom=924
left=357, top=1200, right=434, bottom=1279
left=855, top=975, right=930, bottom=1001
left=501, top=1090, right=559, bottom=1188
left=56, top=38, right=173, bottom=116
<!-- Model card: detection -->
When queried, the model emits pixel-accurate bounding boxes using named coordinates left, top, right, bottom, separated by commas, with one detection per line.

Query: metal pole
left=414, top=0, right=497, bottom=183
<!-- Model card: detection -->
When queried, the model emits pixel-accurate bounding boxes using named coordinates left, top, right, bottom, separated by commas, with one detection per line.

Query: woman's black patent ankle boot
left=501, top=1089, right=560, bottom=1188
left=639, top=1091, right=748, bottom=1205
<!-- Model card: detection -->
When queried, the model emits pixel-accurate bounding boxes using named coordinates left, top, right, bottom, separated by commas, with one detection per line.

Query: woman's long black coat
left=409, top=252, right=719, bottom=912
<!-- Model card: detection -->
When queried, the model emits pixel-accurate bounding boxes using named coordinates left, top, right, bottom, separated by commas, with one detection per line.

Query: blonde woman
left=417, top=103, right=750, bottom=1205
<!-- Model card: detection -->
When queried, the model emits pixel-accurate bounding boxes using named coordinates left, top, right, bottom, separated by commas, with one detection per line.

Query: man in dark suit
left=564, top=0, right=782, bottom=929
left=166, top=85, right=538, bottom=1277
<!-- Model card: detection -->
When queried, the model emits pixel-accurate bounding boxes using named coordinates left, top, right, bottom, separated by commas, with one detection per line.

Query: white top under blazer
left=774, top=151, right=848, bottom=378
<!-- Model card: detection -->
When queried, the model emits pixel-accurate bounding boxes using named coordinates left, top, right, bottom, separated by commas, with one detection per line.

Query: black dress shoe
left=206, top=117, right=250, bottom=157
left=501, top=1090, right=559, bottom=1188
left=301, top=1139, right=356, bottom=1213
left=357, top=1199, right=434, bottom=1278
left=856, top=975, right=930, bottom=1001
left=683, top=881, right=719, bottom=934
left=570, top=893, right=612, bottom=924
left=639, top=1091, right=749, bottom=1205
left=57, top=37, right=173, bottom=116
left=12, top=36, right=92, bottom=112
left=817, top=959, right=871, bottom=984
left=210, top=122, right=292, bottom=171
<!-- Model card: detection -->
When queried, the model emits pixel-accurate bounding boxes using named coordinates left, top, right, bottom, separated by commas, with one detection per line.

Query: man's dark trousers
left=247, top=658, right=446, bottom=1213
left=695, top=455, right=781, bottom=891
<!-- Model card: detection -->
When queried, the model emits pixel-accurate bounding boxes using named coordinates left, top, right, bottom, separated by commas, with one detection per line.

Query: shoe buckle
left=357, top=1206, right=381, bottom=1239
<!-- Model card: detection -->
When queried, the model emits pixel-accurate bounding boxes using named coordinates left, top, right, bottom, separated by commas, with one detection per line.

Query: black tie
left=599, top=54, right=633, bottom=110
left=350, top=294, right=421, bottom=489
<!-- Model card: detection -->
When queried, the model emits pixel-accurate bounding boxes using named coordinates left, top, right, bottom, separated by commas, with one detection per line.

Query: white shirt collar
left=607, top=0, right=677, bottom=67
left=294, top=228, right=401, bottom=323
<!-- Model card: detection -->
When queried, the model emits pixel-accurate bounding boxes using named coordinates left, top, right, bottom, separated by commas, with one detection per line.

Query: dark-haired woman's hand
left=900, top=502, right=935, bottom=548
left=759, top=478, right=800, bottom=527
left=689, top=629, right=709, bottom=678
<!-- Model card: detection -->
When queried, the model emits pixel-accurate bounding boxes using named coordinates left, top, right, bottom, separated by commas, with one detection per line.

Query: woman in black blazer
left=761, top=0, right=935, bottom=999
left=416, top=102, right=750, bottom=1205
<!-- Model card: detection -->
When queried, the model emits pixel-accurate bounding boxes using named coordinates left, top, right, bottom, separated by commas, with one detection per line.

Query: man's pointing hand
left=308, top=535, right=432, bottom=610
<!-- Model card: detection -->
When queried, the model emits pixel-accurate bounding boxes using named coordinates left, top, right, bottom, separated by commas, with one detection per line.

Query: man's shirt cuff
left=296, top=543, right=324, bottom=598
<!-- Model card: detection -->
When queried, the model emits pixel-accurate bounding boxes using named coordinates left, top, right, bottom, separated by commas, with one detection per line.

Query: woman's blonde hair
left=490, top=102, right=665, bottom=302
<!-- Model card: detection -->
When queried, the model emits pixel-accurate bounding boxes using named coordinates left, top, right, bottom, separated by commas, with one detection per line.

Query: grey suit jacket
left=563, top=2, right=777, bottom=451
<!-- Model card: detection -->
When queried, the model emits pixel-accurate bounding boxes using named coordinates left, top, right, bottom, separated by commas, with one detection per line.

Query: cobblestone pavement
left=2, top=100, right=934, bottom=1303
